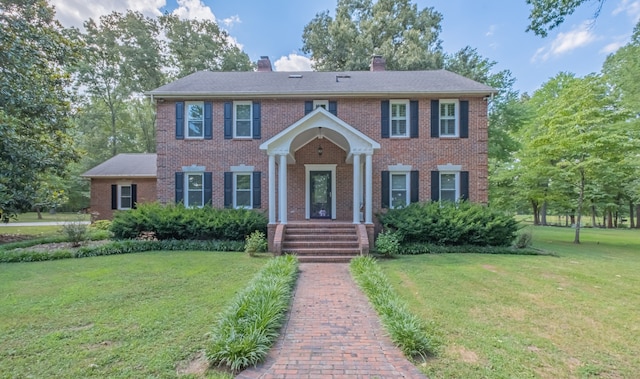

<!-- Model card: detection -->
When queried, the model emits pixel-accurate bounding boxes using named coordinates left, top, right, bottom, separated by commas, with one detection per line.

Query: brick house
left=147, top=56, right=493, bottom=258
left=82, top=153, right=157, bottom=220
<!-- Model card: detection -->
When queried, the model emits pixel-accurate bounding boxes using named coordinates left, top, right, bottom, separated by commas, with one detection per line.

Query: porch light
left=318, top=145, right=323, bottom=156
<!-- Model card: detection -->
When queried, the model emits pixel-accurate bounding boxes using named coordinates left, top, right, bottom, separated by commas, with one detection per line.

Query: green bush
left=110, top=203, right=267, bottom=241
left=514, top=230, right=533, bottom=248
left=350, top=256, right=440, bottom=359
left=89, top=220, right=112, bottom=231
left=207, top=255, right=298, bottom=373
left=60, top=220, right=89, bottom=247
left=378, top=201, right=519, bottom=247
left=245, top=231, right=268, bottom=256
left=397, top=242, right=554, bottom=256
left=375, top=230, right=401, bottom=257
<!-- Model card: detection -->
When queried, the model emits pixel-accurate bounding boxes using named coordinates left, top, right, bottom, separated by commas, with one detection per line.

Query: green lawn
left=381, top=226, right=640, bottom=378
left=0, top=251, right=265, bottom=378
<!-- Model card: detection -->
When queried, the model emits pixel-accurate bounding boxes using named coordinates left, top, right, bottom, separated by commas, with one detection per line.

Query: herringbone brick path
left=236, top=263, right=426, bottom=379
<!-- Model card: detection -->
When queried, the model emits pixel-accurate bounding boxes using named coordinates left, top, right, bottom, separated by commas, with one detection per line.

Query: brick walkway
left=236, top=263, right=426, bottom=379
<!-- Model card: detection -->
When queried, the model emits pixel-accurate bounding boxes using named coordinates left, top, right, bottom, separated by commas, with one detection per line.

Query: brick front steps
left=281, top=222, right=361, bottom=263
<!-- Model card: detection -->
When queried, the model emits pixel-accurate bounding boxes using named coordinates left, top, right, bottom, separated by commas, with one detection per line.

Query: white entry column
left=278, top=154, right=288, bottom=224
left=365, top=153, right=373, bottom=224
left=268, top=154, right=276, bottom=224
left=352, top=153, right=361, bottom=224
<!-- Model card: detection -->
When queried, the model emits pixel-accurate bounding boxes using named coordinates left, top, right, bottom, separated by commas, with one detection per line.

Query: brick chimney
left=370, top=55, right=386, bottom=71
left=257, top=56, right=272, bottom=72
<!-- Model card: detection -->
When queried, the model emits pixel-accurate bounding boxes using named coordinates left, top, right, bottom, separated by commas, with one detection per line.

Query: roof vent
left=288, top=74, right=303, bottom=78
left=335, top=75, right=351, bottom=82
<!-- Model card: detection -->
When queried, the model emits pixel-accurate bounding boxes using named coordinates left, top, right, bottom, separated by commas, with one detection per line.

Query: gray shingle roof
left=81, top=153, right=157, bottom=178
left=148, top=70, right=495, bottom=98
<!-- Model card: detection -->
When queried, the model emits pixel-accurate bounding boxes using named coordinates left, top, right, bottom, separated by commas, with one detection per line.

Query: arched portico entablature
left=259, top=107, right=380, bottom=225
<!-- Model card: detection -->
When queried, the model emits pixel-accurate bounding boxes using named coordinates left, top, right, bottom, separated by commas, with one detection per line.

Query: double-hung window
left=440, top=173, right=458, bottom=202
left=234, top=101, right=252, bottom=138
left=186, top=102, right=204, bottom=138
left=439, top=100, right=458, bottom=137
left=391, top=173, right=410, bottom=209
left=390, top=100, right=409, bottom=137
left=186, top=173, right=204, bottom=208
left=234, top=173, right=252, bottom=208
left=119, top=185, right=132, bottom=209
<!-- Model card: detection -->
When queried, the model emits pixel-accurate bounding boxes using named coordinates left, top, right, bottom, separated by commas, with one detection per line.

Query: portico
left=260, top=107, right=380, bottom=226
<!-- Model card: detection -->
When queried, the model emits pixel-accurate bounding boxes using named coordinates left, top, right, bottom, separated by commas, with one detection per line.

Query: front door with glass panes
left=310, top=171, right=331, bottom=219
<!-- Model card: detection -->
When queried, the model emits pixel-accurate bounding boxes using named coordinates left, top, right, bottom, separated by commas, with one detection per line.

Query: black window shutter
left=460, top=171, right=469, bottom=201
left=175, top=102, right=184, bottom=140
left=111, top=185, right=118, bottom=210
left=460, top=100, right=469, bottom=138
left=204, top=102, right=213, bottom=140
left=410, top=100, right=419, bottom=138
left=304, top=101, right=313, bottom=115
left=175, top=172, right=184, bottom=204
left=381, top=171, right=390, bottom=208
left=223, top=102, right=232, bottom=139
left=431, top=171, right=439, bottom=201
left=252, top=102, right=261, bottom=139
left=329, top=101, right=337, bottom=116
left=430, top=100, right=439, bottom=138
left=131, top=184, right=137, bottom=209
left=381, top=100, right=390, bottom=138
left=224, top=172, right=232, bottom=208
left=410, top=171, right=419, bottom=203
left=204, top=172, right=212, bottom=205
left=253, top=172, right=262, bottom=208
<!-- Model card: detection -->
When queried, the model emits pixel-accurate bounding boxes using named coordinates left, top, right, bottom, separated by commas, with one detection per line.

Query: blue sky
left=52, top=0, right=640, bottom=95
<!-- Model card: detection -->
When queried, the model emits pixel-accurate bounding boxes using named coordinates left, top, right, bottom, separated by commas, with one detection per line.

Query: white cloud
left=531, top=21, right=597, bottom=62
left=172, top=0, right=215, bottom=21
left=485, top=24, right=497, bottom=37
left=600, top=41, right=626, bottom=54
left=51, top=0, right=165, bottom=28
left=613, top=0, right=640, bottom=22
left=222, top=15, right=241, bottom=27
left=274, top=54, right=313, bottom=71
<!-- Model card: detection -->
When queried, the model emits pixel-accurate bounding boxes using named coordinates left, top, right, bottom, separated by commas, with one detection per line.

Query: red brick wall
left=89, top=178, right=157, bottom=220
left=156, top=97, right=489, bottom=220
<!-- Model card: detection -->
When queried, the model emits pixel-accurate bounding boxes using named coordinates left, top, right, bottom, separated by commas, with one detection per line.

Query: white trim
left=305, top=164, right=337, bottom=220
left=313, top=100, right=329, bottom=110
left=233, top=101, right=253, bottom=138
left=182, top=165, right=206, bottom=172
left=185, top=101, right=204, bottom=139
left=439, top=99, right=459, bottom=138
left=437, top=163, right=462, bottom=172
left=388, top=164, right=412, bottom=171
left=230, top=164, right=255, bottom=172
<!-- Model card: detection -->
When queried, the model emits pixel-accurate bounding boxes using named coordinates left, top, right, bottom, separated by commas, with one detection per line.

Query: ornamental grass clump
left=207, top=255, right=298, bottom=373
left=350, top=256, right=440, bottom=359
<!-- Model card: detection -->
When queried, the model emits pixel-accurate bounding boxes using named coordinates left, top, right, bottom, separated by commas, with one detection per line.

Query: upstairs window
left=390, top=101, right=409, bottom=137
left=440, top=100, right=458, bottom=137
left=234, top=101, right=253, bottom=138
left=186, top=102, right=204, bottom=138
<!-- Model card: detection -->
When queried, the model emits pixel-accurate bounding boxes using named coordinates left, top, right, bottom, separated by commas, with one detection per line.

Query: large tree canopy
left=0, top=0, right=81, bottom=220
left=302, top=0, right=444, bottom=71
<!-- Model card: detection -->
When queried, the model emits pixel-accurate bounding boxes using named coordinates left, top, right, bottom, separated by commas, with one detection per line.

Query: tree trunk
left=574, top=170, right=585, bottom=244
left=531, top=200, right=540, bottom=225
left=570, top=214, right=575, bottom=225
left=541, top=201, right=548, bottom=226
left=636, top=205, right=640, bottom=229
left=591, top=203, right=597, bottom=228
left=607, top=209, right=613, bottom=229
left=36, top=206, right=42, bottom=220
left=630, top=201, right=635, bottom=229
left=614, top=210, right=619, bottom=228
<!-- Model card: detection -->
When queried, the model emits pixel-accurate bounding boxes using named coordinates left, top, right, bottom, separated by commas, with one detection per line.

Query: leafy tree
left=526, top=0, right=605, bottom=37
left=160, top=14, right=253, bottom=78
left=302, top=0, right=444, bottom=71
left=0, top=0, right=81, bottom=221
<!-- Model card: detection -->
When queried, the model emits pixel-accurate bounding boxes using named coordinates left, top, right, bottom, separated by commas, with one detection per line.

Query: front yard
left=381, top=226, right=640, bottom=378
left=0, top=251, right=264, bottom=378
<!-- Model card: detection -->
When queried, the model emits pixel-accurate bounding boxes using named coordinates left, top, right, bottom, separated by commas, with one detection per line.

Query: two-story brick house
left=148, top=56, right=493, bottom=259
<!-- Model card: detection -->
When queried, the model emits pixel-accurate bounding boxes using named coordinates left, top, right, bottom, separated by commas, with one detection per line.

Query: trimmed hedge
left=378, top=201, right=519, bottom=247
left=207, top=255, right=298, bottom=373
left=397, top=242, right=555, bottom=256
left=350, top=256, right=440, bottom=359
left=110, top=203, right=268, bottom=241
left=0, top=239, right=244, bottom=263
